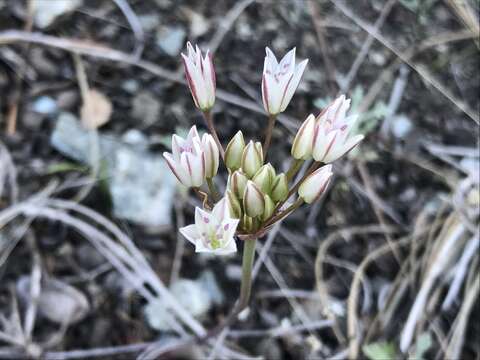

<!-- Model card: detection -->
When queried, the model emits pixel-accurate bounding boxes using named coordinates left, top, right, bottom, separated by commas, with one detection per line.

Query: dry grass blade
left=330, top=0, right=479, bottom=123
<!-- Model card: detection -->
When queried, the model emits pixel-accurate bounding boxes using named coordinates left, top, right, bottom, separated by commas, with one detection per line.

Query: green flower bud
left=226, top=190, right=242, bottom=219
left=224, top=131, right=245, bottom=171
left=271, top=173, right=289, bottom=202
left=241, top=140, right=263, bottom=178
left=262, top=194, right=275, bottom=221
left=252, top=163, right=276, bottom=194
left=230, top=170, right=248, bottom=199
left=243, top=180, right=265, bottom=217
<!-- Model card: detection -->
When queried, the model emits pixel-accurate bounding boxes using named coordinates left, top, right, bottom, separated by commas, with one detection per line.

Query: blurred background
left=0, top=0, right=479, bottom=359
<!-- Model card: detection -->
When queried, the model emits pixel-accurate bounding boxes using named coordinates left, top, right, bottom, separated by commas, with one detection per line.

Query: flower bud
left=230, top=170, right=248, bottom=199
left=298, top=165, right=333, bottom=204
left=241, top=140, right=263, bottom=178
left=225, top=131, right=245, bottom=171
left=242, top=215, right=254, bottom=232
left=202, top=134, right=219, bottom=178
left=291, top=114, right=315, bottom=160
left=252, top=163, right=276, bottom=194
left=271, top=173, right=288, bottom=202
left=226, top=190, right=242, bottom=219
left=262, top=195, right=275, bottom=221
left=243, top=180, right=265, bottom=217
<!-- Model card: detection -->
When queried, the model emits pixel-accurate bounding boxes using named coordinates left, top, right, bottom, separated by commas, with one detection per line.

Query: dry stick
left=169, top=200, right=186, bottom=285
left=72, top=54, right=100, bottom=203
left=347, top=235, right=412, bottom=359
left=341, top=0, right=397, bottom=92
left=202, top=110, right=224, bottom=159
left=308, top=0, right=337, bottom=93
left=357, top=161, right=402, bottom=264
left=0, top=30, right=300, bottom=132
left=330, top=0, right=479, bottom=124
left=208, top=0, right=255, bottom=54
left=262, top=114, right=276, bottom=158
left=4, top=0, right=34, bottom=135
left=112, top=0, right=144, bottom=59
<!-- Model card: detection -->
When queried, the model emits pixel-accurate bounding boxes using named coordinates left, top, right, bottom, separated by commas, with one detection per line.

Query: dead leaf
left=80, top=89, right=112, bottom=130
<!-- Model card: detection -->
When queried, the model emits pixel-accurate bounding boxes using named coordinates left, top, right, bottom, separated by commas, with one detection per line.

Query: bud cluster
left=163, top=42, right=365, bottom=255
left=223, top=131, right=289, bottom=232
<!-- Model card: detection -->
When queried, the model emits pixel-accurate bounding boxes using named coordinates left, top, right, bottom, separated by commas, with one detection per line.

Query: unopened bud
left=241, top=141, right=263, bottom=178
left=226, top=190, right=242, bottom=219
left=271, top=173, right=288, bottom=202
left=262, top=195, right=275, bottom=221
left=252, top=163, right=276, bottom=194
left=202, top=134, right=219, bottom=178
left=291, top=114, right=315, bottom=160
left=230, top=170, right=248, bottom=199
left=243, top=180, right=265, bottom=217
left=298, top=165, right=333, bottom=204
left=225, top=131, right=245, bottom=171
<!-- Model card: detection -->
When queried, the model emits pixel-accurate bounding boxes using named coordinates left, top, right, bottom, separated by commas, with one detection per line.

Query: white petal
left=195, top=207, right=211, bottom=235
left=222, top=219, right=239, bottom=244
left=278, top=47, right=296, bottom=75
left=212, top=198, right=228, bottom=220
left=180, top=224, right=200, bottom=245
left=171, top=134, right=184, bottom=162
left=279, top=59, right=308, bottom=112
left=264, top=73, right=282, bottom=114
left=323, top=134, right=364, bottom=163
left=264, top=47, right=278, bottom=72
left=163, top=152, right=190, bottom=186
left=312, top=127, right=338, bottom=162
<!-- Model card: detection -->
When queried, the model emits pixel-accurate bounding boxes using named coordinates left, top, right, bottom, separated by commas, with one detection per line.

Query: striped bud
left=226, top=190, right=242, bottom=219
left=262, top=194, right=275, bottom=221
left=298, top=165, right=333, bottom=204
left=252, top=163, right=276, bottom=194
left=230, top=170, right=248, bottom=199
left=271, top=173, right=288, bottom=202
left=243, top=180, right=265, bottom=217
left=241, top=140, right=263, bottom=178
left=225, top=131, right=245, bottom=171
left=291, top=114, right=315, bottom=160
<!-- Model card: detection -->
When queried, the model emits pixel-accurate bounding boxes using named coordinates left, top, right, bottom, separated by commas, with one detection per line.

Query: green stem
left=238, top=238, right=257, bottom=307
left=262, top=114, right=276, bottom=158
left=286, top=159, right=304, bottom=182
left=202, top=110, right=225, bottom=159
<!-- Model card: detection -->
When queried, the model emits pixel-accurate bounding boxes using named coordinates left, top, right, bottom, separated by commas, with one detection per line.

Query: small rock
left=184, top=9, right=209, bottom=37
left=33, top=0, right=82, bottom=28
left=138, top=14, right=160, bottom=32
left=144, top=279, right=211, bottom=331
left=131, top=91, right=161, bottom=126
left=31, top=96, right=57, bottom=115
left=156, top=26, right=186, bottom=56
left=391, top=114, right=413, bottom=139
left=17, top=276, right=89, bottom=325
left=121, top=79, right=139, bottom=94
left=50, top=113, right=176, bottom=230
left=76, top=244, right=105, bottom=269
left=198, top=270, right=224, bottom=306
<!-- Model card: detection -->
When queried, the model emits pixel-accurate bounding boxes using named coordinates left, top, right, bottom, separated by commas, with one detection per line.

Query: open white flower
left=163, top=126, right=206, bottom=188
left=181, top=42, right=216, bottom=111
left=180, top=198, right=239, bottom=255
left=261, top=47, right=308, bottom=115
left=312, top=95, right=364, bottom=163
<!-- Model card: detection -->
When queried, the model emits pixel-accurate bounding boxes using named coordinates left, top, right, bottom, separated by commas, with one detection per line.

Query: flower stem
left=202, top=110, right=225, bottom=159
left=198, top=237, right=257, bottom=341
left=286, top=159, right=304, bottom=182
left=262, top=114, right=276, bottom=158
left=238, top=237, right=257, bottom=307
